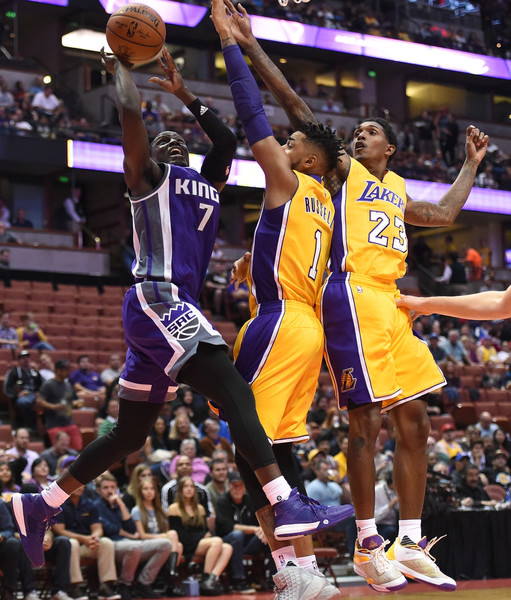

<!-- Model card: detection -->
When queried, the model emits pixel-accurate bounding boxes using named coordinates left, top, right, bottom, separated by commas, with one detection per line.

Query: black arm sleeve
left=186, top=98, right=237, bottom=184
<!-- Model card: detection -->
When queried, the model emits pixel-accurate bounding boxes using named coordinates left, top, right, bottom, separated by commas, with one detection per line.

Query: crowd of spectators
left=180, top=0, right=497, bottom=56
left=0, top=74, right=98, bottom=143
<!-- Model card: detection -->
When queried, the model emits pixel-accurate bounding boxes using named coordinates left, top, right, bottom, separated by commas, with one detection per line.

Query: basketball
left=106, top=3, right=166, bottom=64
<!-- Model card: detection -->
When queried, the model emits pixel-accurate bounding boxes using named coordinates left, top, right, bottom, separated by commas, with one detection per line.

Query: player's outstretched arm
left=405, top=125, right=488, bottom=226
left=222, top=0, right=315, bottom=131
left=100, top=48, right=157, bottom=196
left=397, top=286, right=511, bottom=321
left=211, top=0, right=297, bottom=208
left=150, top=48, right=236, bottom=192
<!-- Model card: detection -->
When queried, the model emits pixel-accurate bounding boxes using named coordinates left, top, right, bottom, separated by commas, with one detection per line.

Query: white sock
left=262, top=476, right=292, bottom=506
left=272, top=546, right=296, bottom=571
left=295, top=555, right=320, bottom=573
left=356, top=518, right=378, bottom=544
left=41, top=481, right=70, bottom=508
left=398, top=519, right=421, bottom=543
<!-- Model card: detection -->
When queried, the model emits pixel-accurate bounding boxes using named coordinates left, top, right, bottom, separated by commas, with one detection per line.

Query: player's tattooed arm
left=223, top=0, right=316, bottom=131
left=405, top=125, right=488, bottom=226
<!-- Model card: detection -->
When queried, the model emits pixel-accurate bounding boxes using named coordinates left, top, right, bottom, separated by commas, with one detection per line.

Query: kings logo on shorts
left=160, top=303, right=200, bottom=341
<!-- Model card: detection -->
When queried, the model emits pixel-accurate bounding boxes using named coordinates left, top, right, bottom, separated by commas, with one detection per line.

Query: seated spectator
left=0, top=496, right=41, bottom=600
left=167, top=439, right=210, bottom=485
left=0, top=221, right=18, bottom=243
left=21, top=456, right=54, bottom=493
left=204, top=458, right=229, bottom=512
left=305, top=458, right=356, bottom=556
left=215, top=471, right=269, bottom=593
left=468, top=439, right=487, bottom=472
left=97, top=396, right=120, bottom=438
left=199, top=418, right=234, bottom=463
left=321, top=94, right=342, bottom=113
left=53, top=484, right=121, bottom=600
left=31, top=84, right=60, bottom=117
left=0, top=459, right=20, bottom=502
left=374, top=471, right=398, bottom=542
left=0, top=197, right=10, bottom=226
left=477, top=336, right=498, bottom=365
left=0, top=248, right=10, bottom=270
left=39, top=352, right=55, bottom=381
left=168, top=412, right=200, bottom=454
left=435, top=423, right=463, bottom=461
left=0, top=80, right=14, bottom=109
left=441, top=329, right=471, bottom=366
left=161, top=455, right=213, bottom=518
left=70, top=354, right=107, bottom=408
left=456, top=464, right=496, bottom=509
left=493, top=428, right=511, bottom=458
left=481, top=362, right=502, bottom=390
left=225, top=280, right=250, bottom=326
left=333, top=434, right=349, bottom=482
left=450, top=452, right=470, bottom=488
left=100, top=353, right=123, bottom=387
left=496, top=340, right=510, bottom=367
left=12, top=207, right=33, bottom=228
left=484, top=450, right=511, bottom=488
left=203, top=261, right=229, bottom=316
left=3, top=349, right=43, bottom=428
left=427, top=333, right=447, bottom=369
left=122, top=463, right=153, bottom=512
left=168, top=476, right=232, bottom=596
left=36, top=359, right=83, bottom=451
left=0, top=311, right=19, bottom=355
left=17, top=313, right=55, bottom=351
left=5, top=427, right=39, bottom=483
left=94, top=472, right=172, bottom=600
left=131, top=477, right=183, bottom=590
left=152, top=93, right=171, bottom=118
left=39, top=431, right=78, bottom=476
left=143, top=415, right=174, bottom=469
left=475, top=411, right=498, bottom=439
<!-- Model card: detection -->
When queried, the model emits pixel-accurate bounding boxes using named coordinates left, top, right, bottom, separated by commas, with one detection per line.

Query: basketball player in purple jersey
left=11, top=46, right=354, bottom=572
left=220, top=0, right=488, bottom=592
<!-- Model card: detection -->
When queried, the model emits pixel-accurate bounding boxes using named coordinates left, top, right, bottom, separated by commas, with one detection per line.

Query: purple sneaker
left=273, top=488, right=354, bottom=540
left=12, top=493, right=62, bottom=567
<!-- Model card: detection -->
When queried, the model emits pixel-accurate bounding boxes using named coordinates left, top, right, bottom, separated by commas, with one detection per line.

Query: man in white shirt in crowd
left=31, top=85, right=60, bottom=117
left=5, top=428, right=40, bottom=483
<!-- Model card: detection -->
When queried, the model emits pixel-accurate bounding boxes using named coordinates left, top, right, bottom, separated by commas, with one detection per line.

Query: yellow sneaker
left=353, top=534, right=408, bottom=592
left=387, top=535, right=456, bottom=591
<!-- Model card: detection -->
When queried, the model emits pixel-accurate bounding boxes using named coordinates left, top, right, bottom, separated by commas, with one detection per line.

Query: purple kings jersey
left=129, top=163, right=220, bottom=303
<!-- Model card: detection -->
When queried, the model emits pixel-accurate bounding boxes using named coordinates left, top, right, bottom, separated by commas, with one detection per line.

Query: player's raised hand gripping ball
left=106, top=3, right=166, bottom=65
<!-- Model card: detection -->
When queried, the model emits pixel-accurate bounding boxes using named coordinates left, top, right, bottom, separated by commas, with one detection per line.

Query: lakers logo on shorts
left=340, top=368, right=357, bottom=393
left=161, top=303, right=200, bottom=341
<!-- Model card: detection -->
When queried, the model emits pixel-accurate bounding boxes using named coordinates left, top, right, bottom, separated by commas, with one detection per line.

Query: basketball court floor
left=147, top=577, right=511, bottom=598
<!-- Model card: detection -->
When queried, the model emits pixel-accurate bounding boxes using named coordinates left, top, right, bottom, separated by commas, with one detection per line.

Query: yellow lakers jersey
left=248, top=171, right=334, bottom=313
left=329, top=158, right=408, bottom=281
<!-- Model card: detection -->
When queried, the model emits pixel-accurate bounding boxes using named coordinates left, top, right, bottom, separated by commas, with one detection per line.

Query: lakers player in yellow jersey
left=211, top=3, right=352, bottom=599
left=219, top=0, right=489, bottom=593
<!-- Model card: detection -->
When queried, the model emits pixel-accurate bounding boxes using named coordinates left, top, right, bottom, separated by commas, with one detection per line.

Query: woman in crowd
left=22, top=457, right=53, bottom=493
left=168, top=477, right=232, bottom=596
left=132, top=477, right=183, bottom=586
left=144, top=416, right=175, bottom=468
left=168, top=412, right=200, bottom=454
left=122, top=463, right=153, bottom=511
left=0, top=459, right=20, bottom=501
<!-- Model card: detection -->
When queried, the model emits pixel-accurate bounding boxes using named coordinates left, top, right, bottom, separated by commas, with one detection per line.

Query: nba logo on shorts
left=161, top=303, right=200, bottom=341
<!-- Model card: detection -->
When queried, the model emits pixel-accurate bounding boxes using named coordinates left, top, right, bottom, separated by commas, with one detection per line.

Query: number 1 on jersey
left=309, top=229, right=322, bottom=280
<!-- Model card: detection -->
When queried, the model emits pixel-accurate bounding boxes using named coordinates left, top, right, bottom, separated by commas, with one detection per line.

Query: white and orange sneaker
left=386, top=535, right=456, bottom=591
left=353, top=534, right=408, bottom=593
